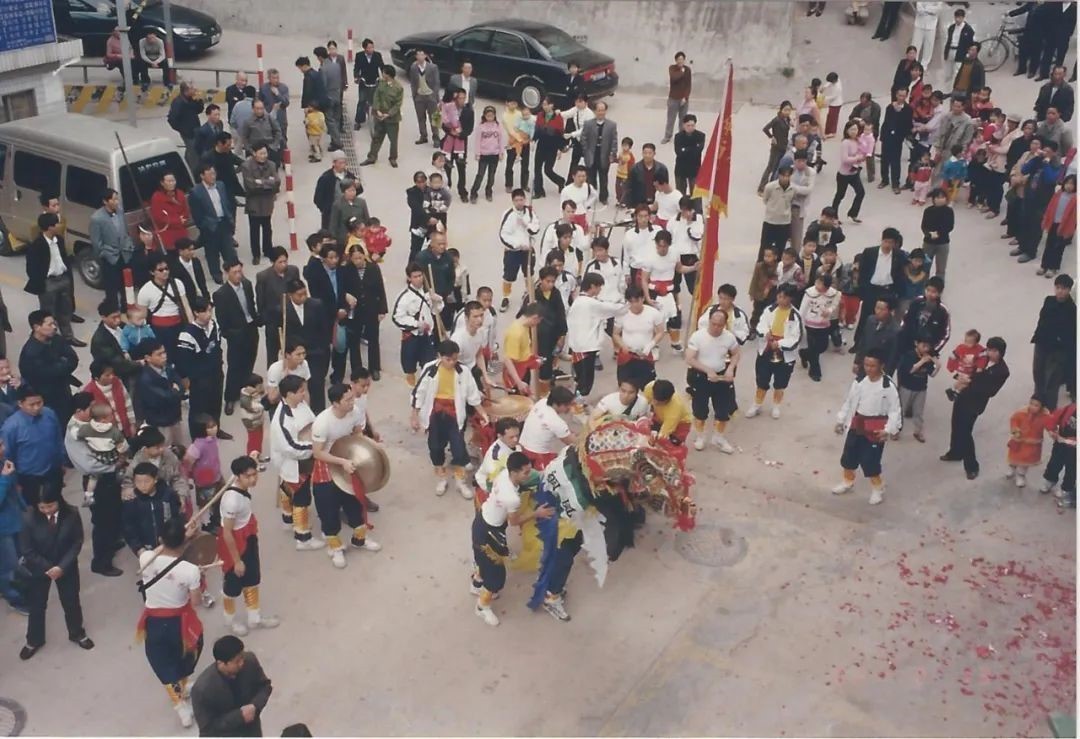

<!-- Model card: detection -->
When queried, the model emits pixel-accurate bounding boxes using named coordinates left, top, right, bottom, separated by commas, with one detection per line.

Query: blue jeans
left=0, top=532, right=22, bottom=604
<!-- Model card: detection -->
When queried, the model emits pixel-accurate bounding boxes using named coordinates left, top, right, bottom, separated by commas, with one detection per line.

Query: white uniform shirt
left=139, top=552, right=201, bottom=608
left=642, top=248, right=679, bottom=283
left=270, top=401, right=315, bottom=483
left=353, top=393, right=369, bottom=431
left=220, top=488, right=254, bottom=529
left=594, top=391, right=650, bottom=420
left=538, top=221, right=588, bottom=275
left=687, top=328, right=738, bottom=373
left=583, top=257, right=625, bottom=304
left=266, top=359, right=311, bottom=391
left=480, top=468, right=522, bottom=526
left=669, top=213, right=704, bottom=258
left=615, top=306, right=664, bottom=354
left=621, top=225, right=660, bottom=270
left=452, top=307, right=497, bottom=354
left=474, top=438, right=521, bottom=489
left=311, top=406, right=364, bottom=448
left=498, top=206, right=541, bottom=251
left=137, top=279, right=186, bottom=318
left=450, top=324, right=487, bottom=370
left=697, top=304, right=751, bottom=345
left=559, top=181, right=598, bottom=220
left=566, top=294, right=627, bottom=353
left=836, top=375, right=903, bottom=435
left=392, top=286, right=435, bottom=333
left=520, top=398, right=571, bottom=454
left=654, top=189, right=682, bottom=224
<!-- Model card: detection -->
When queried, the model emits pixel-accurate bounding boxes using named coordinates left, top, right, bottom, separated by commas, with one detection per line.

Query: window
left=13, top=151, right=61, bottom=194
left=65, top=166, right=108, bottom=208
left=0, top=91, right=37, bottom=124
left=489, top=32, right=527, bottom=58
left=451, top=29, right=492, bottom=53
left=0, top=144, right=7, bottom=184
left=120, top=151, right=192, bottom=210
left=527, top=27, right=586, bottom=59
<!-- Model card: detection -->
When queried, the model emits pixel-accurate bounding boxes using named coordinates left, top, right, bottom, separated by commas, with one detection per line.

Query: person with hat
left=941, top=336, right=1010, bottom=479
left=18, top=481, right=94, bottom=660
left=191, top=635, right=273, bottom=737
left=135, top=516, right=204, bottom=728
left=831, top=349, right=903, bottom=505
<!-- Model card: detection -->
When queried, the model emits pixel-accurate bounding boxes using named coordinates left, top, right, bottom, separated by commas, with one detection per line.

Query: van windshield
left=119, top=152, right=192, bottom=211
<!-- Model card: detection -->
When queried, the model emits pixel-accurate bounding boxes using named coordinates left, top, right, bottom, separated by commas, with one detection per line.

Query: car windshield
left=120, top=152, right=192, bottom=211
left=527, top=26, right=586, bottom=58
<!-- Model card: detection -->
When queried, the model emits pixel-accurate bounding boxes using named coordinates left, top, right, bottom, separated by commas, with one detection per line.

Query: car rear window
left=528, top=27, right=586, bottom=58
left=119, top=152, right=193, bottom=211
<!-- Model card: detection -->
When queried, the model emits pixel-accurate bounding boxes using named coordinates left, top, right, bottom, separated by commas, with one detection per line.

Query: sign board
left=0, top=0, right=57, bottom=54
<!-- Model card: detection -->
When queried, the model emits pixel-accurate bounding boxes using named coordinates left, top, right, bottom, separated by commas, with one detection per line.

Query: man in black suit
left=169, top=237, right=211, bottom=301
left=854, top=227, right=907, bottom=347
left=942, top=8, right=975, bottom=86
left=353, top=38, right=384, bottom=129
left=199, top=132, right=245, bottom=204
left=18, top=484, right=95, bottom=661
left=283, top=279, right=331, bottom=412
left=942, top=337, right=1010, bottom=480
left=304, top=244, right=350, bottom=384
left=18, top=310, right=80, bottom=425
left=24, top=214, right=84, bottom=347
left=214, top=259, right=261, bottom=415
left=406, top=171, right=433, bottom=261
left=254, top=247, right=300, bottom=366
left=1034, top=66, right=1075, bottom=122
left=342, top=244, right=388, bottom=380
left=313, top=153, right=358, bottom=231
left=90, top=299, right=141, bottom=385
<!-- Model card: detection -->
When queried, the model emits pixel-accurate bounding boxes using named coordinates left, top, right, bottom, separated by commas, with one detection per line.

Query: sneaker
left=744, top=404, right=761, bottom=418
left=250, top=615, right=281, bottom=629
left=1008, top=248, right=1023, bottom=256
left=357, top=538, right=382, bottom=552
left=712, top=435, right=735, bottom=454
left=456, top=479, right=474, bottom=500
left=469, top=579, right=483, bottom=596
left=1004, top=466, right=1015, bottom=479
left=1015, top=474, right=1027, bottom=489
left=229, top=621, right=249, bottom=636
left=176, top=700, right=194, bottom=728
left=330, top=549, right=347, bottom=568
left=200, top=592, right=216, bottom=609
left=8, top=601, right=29, bottom=616
left=499, top=297, right=510, bottom=313
left=475, top=604, right=500, bottom=626
left=1056, top=496, right=1076, bottom=509
left=832, top=481, right=854, bottom=495
left=770, top=406, right=781, bottom=419
left=82, top=491, right=95, bottom=508
left=1040, top=478, right=1055, bottom=494
left=1046, top=270, right=1058, bottom=279
left=868, top=487, right=885, bottom=505
left=1037, top=267, right=1047, bottom=276
left=295, top=538, right=326, bottom=551
left=435, top=478, right=449, bottom=496
left=670, top=343, right=683, bottom=352
left=258, top=463, right=268, bottom=472
left=542, top=596, right=571, bottom=622
left=693, top=435, right=706, bottom=451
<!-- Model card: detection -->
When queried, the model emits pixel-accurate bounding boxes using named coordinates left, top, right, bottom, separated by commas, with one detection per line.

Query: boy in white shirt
left=697, top=283, right=751, bottom=345
left=591, top=378, right=651, bottom=422
left=639, top=229, right=698, bottom=351
left=651, top=172, right=683, bottom=228
left=566, top=273, right=628, bottom=403
left=473, top=417, right=523, bottom=503
left=520, top=385, right=576, bottom=470
left=614, top=285, right=665, bottom=387
left=538, top=202, right=589, bottom=275
left=559, top=166, right=598, bottom=230
left=497, top=189, right=541, bottom=312
left=621, top=204, right=661, bottom=287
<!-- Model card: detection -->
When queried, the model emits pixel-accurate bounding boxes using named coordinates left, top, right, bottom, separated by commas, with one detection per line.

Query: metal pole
left=116, top=0, right=138, bottom=127
left=162, top=0, right=176, bottom=86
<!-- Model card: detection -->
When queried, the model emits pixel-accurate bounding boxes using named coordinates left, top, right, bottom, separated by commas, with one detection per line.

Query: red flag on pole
left=690, top=60, right=734, bottom=325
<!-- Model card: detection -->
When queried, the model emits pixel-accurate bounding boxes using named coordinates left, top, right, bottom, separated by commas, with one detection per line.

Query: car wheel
left=516, top=79, right=544, bottom=110
left=0, top=220, right=13, bottom=257
left=75, top=247, right=104, bottom=290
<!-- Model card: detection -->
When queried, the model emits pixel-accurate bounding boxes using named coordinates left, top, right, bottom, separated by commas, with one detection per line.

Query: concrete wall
left=180, top=0, right=793, bottom=91
left=0, top=38, right=84, bottom=119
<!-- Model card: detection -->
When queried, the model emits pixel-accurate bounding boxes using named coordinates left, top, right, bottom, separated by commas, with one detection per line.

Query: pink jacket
left=472, top=120, right=507, bottom=157
left=857, top=132, right=875, bottom=157
left=440, top=101, right=465, bottom=154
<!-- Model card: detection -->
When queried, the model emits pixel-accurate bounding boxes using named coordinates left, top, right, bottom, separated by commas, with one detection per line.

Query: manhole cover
left=675, top=524, right=748, bottom=567
left=0, top=698, right=26, bottom=737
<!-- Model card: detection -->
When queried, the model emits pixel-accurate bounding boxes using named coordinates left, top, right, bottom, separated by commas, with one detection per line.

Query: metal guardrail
left=68, top=61, right=258, bottom=89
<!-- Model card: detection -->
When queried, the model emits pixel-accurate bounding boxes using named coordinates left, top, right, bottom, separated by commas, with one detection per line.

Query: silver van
left=0, top=113, right=193, bottom=288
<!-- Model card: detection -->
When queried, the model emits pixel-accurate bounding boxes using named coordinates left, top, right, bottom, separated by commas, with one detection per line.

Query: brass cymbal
left=328, top=433, right=392, bottom=494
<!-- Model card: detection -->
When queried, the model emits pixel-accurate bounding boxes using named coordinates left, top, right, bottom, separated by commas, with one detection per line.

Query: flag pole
left=684, top=58, right=732, bottom=346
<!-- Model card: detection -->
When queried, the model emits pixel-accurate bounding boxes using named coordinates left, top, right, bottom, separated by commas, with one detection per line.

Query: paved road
left=2, top=16, right=1074, bottom=738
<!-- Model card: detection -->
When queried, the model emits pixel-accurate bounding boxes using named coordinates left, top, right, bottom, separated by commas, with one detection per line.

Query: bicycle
left=979, top=14, right=1025, bottom=73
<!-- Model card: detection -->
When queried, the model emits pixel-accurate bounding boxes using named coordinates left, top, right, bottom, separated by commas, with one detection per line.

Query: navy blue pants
left=428, top=410, right=469, bottom=467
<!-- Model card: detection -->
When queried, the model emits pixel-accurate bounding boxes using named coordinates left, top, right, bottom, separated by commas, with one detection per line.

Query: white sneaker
left=81, top=491, right=95, bottom=508
left=435, top=479, right=448, bottom=496
left=475, top=604, right=500, bottom=626
left=200, top=591, right=215, bottom=609
left=361, top=538, right=382, bottom=552
left=868, top=486, right=885, bottom=505
left=229, top=620, right=248, bottom=636
left=771, top=406, right=781, bottom=419
left=712, top=435, right=735, bottom=454
left=693, top=435, right=706, bottom=451
left=1004, top=466, right=1015, bottom=479
left=1040, top=478, right=1055, bottom=494
left=469, top=580, right=483, bottom=596
left=250, top=615, right=280, bottom=629
left=745, top=405, right=762, bottom=418
left=832, top=481, right=854, bottom=495
left=330, top=549, right=347, bottom=569
left=542, top=596, right=571, bottom=622
left=456, top=479, right=474, bottom=500
left=295, top=538, right=326, bottom=551
left=176, top=700, right=194, bottom=728
left=1015, top=474, right=1027, bottom=489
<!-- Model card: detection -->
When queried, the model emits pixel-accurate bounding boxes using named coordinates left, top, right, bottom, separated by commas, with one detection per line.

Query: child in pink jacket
left=469, top=105, right=507, bottom=203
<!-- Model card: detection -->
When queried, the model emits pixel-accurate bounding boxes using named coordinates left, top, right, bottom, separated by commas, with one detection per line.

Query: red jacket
left=1042, top=190, right=1077, bottom=239
left=149, top=188, right=191, bottom=251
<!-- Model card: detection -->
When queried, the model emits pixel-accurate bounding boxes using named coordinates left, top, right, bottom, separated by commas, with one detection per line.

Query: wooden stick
left=136, top=474, right=238, bottom=575
left=523, top=251, right=539, bottom=398
left=280, top=292, right=287, bottom=360
left=426, top=265, right=446, bottom=341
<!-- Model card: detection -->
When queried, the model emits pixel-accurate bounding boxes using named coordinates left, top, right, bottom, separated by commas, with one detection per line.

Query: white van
left=0, top=113, right=193, bottom=288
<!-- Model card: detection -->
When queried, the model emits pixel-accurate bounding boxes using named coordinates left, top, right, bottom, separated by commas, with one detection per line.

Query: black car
left=52, top=0, right=221, bottom=58
left=391, top=19, right=617, bottom=109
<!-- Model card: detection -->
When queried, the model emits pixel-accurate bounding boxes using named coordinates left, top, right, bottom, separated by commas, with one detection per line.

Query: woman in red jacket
left=1039, top=174, right=1076, bottom=278
left=149, top=172, right=192, bottom=252
left=532, top=97, right=566, bottom=198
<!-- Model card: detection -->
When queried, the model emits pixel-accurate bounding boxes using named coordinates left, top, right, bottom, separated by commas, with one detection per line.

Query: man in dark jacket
left=313, top=153, right=358, bottom=230
left=854, top=229, right=908, bottom=346
left=1034, top=66, right=1075, bottom=122
left=134, top=341, right=185, bottom=444
left=122, top=461, right=182, bottom=555
left=672, top=114, right=706, bottom=196
left=168, top=82, right=206, bottom=172
left=852, top=296, right=901, bottom=378
left=804, top=207, right=847, bottom=255
left=898, top=276, right=951, bottom=356
left=24, top=213, right=81, bottom=345
left=254, top=248, right=300, bottom=367
left=353, top=38, right=384, bottom=129
left=342, top=245, right=388, bottom=379
left=1031, top=274, right=1077, bottom=410
left=415, top=231, right=456, bottom=331
left=214, top=261, right=261, bottom=415
left=878, top=88, right=914, bottom=192
left=169, top=237, right=211, bottom=302
left=200, top=132, right=246, bottom=203
left=175, top=296, right=227, bottom=439
left=406, top=171, right=433, bottom=261
left=283, top=280, right=332, bottom=412
left=191, top=635, right=273, bottom=737
left=90, top=299, right=141, bottom=385
left=296, top=55, right=328, bottom=110
left=942, top=336, right=1010, bottom=479
left=19, top=484, right=94, bottom=660
left=626, top=144, right=670, bottom=209
left=18, top=310, right=79, bottom=425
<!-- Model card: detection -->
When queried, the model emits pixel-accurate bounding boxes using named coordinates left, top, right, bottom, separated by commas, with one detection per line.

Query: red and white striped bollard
left=283, top=148, right=298, bottom=251
left=347, top=29, right=354, bottom=64
left=256, top=43, right=265, bottom=88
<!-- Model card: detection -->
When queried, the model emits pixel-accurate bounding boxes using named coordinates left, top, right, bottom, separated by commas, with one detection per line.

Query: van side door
left=9, top=149, right=61, bottom=242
